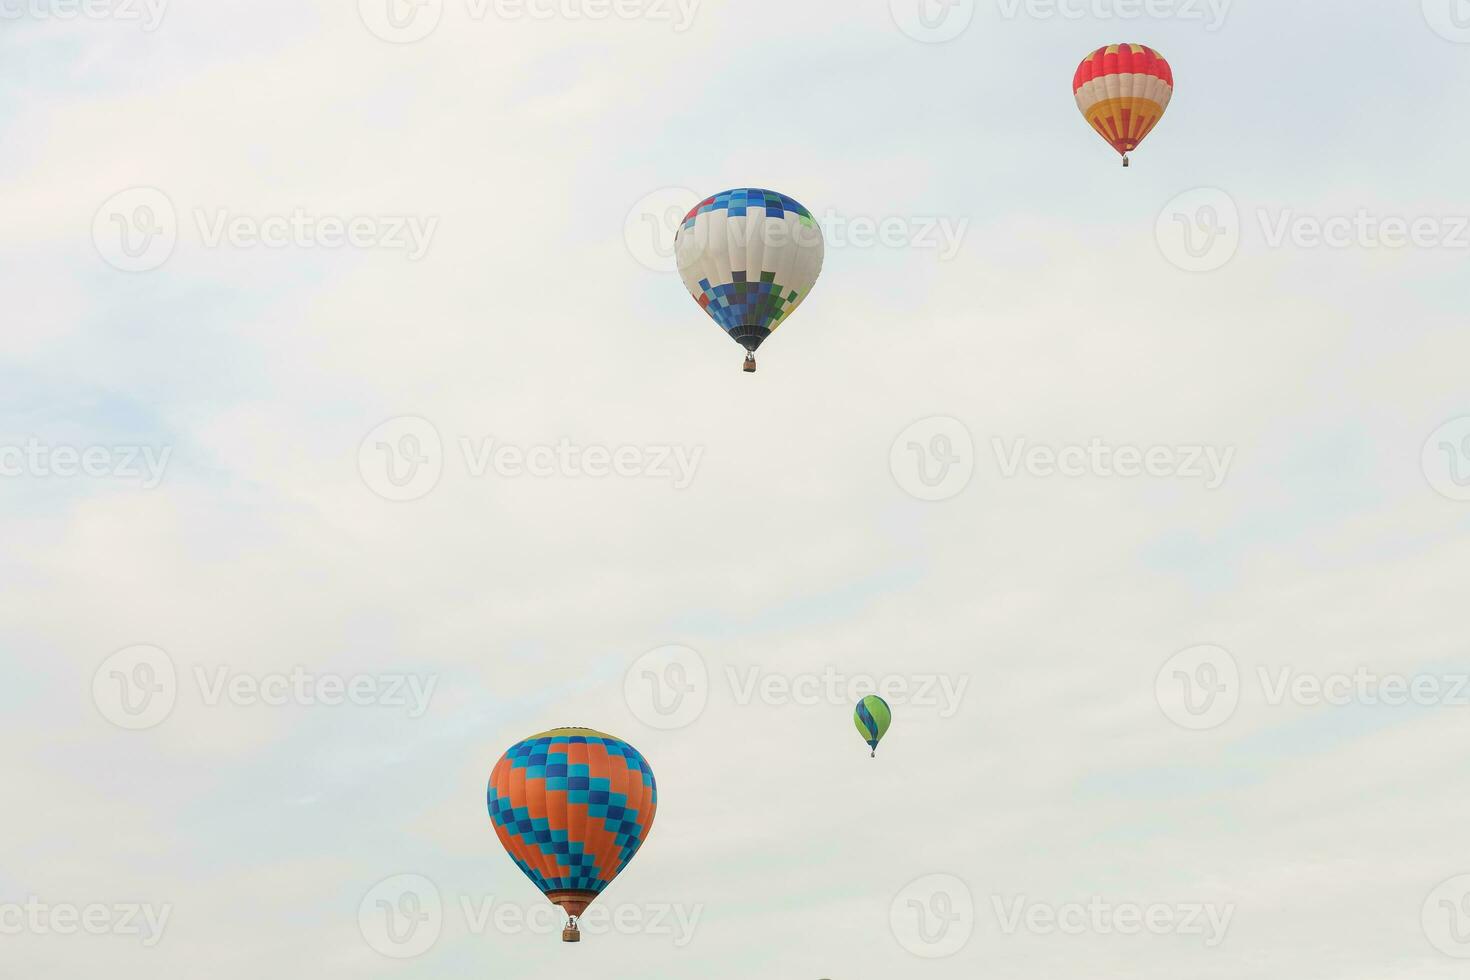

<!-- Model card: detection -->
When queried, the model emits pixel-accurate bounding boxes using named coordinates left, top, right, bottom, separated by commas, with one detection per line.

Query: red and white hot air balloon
left=1073, top=44, right=1174, bottom=167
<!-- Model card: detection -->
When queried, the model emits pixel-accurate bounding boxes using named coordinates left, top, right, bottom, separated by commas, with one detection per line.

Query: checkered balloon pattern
left=674, top=188, right=825, bottom=353
left=487, top=728, right=657, bottom=898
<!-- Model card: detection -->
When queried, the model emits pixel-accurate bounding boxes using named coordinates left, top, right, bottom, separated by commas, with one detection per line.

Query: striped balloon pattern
left=854, top=695, right=892, bottom=757
left=1073, top=44, right=1173, bottom=163
left=487, top=728, right=657, bottom=921
left=674, top=187, right=825, bottom=355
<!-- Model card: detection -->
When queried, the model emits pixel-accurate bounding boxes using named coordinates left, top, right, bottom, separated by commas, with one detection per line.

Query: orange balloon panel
left=1074, top=44, right=1173, bottom=159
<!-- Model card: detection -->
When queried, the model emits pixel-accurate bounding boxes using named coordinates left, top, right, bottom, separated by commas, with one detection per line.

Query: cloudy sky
left=4, top=0, right=1470, bottom=977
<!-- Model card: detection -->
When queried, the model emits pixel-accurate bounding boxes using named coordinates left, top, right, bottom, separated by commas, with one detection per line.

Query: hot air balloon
left=1073, top=44, right=1173, bottom=167
left=487, top=727, right=657, bottom=942
left=854, top=695, right=891, bottom=758
left=674, top=187, right=825, bottom=373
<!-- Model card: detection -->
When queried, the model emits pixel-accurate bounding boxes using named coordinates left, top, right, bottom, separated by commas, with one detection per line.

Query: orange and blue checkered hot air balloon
left=674, top=187, right=825, bottom=374
left=487, top=727, right=657, bottom=943
left=1073, top=44, right=1174, bottom=167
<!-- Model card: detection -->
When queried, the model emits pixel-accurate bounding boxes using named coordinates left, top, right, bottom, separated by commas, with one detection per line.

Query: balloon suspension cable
left=743, top=353, right=757, bottom=374
left=562, top=914, right=581, bottom=943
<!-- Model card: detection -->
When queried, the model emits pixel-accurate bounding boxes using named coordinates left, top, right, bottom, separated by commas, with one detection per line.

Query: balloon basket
left=562, top=925, right=581, bottom=943
left=743, top=354, right=757, bottom=373
left=1122, top=155, right=1130, bottom=168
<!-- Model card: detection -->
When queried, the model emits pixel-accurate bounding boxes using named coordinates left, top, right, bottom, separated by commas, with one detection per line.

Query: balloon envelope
left=1074, top=44, right=1173, bottom=162
left=854, top=695, right=892, bottom=757
left=487, top=728, right=657, bottom=932
left=674, top=188, right=824, bottom=356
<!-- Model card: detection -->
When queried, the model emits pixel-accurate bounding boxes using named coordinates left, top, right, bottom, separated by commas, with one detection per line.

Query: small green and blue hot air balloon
left=854, top=695, right=891, bottom=758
